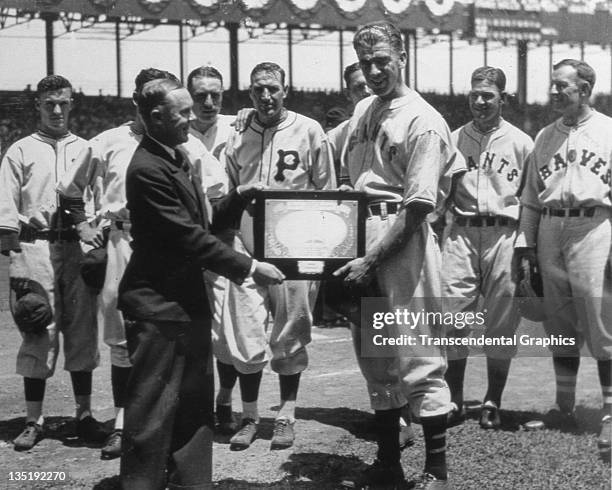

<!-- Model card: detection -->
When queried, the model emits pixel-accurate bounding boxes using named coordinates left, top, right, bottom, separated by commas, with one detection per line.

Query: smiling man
left=441, top=67, right=533, bottom=431
left=515, top=59, right=612, bottom=459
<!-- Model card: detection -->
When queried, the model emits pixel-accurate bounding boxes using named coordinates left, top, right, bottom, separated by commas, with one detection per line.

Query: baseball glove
left=9, top=278, right=53, bottom=335
left=515, top=257, right=546, bottom=322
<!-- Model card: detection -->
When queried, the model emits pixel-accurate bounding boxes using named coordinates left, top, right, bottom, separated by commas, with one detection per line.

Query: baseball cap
left=11, top=280, right=53, bottom=335
left=80, top=247, right=108, bottom=292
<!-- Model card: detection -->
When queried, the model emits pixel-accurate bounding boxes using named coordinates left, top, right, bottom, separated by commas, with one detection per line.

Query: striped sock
left=553, top=356, right=579, bottom=412
left=598, top=360, right=612, bottom=415
left=422, top=414, right=447, bottom=480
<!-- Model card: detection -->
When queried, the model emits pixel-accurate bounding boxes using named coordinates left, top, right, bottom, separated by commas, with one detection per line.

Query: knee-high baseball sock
left=422, top=414, right=448, bottom=480
left=24, top=378, right=45, bottom=425
left=445, top=358, right=467, bottom=408
left=70, top=371, right=93, bottom=420
left=597, top=360, right=612, bottom=415
left=217, top=361, right=239, bottom=407
left=553, top=356, right=579, bottom=412
left=111, top=365, right=131, bottom=430
left=239, top=371, right=263, bottom=421
left=277, top=373, right=300, bottom=421
left=484, top=357, right=512, bottom=407
left=374, top=408, right=401, bottom=465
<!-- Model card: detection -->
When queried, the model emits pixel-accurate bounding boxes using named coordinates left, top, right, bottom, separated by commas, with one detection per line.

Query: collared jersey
left=225, top=111, right=334, bottom=191
left=0, top=131, right=87, bottom=232
left=343, top=91, right=464, bottom=214
left=520, top=110, right=612, bottom=210
left=452, top=119, right=533, bottom=219
left=58, top=122, right=222, bottom=220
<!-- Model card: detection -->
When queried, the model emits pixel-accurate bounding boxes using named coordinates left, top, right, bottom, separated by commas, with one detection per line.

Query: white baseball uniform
left=58, top=123, right=222, bottom=367
left=0, top=131, right=99, bottom=378
left=517, top=110, right=612, bottom=359
left=443, top=120, right=533, bottom=358
left=218, top=110, right=335, bottom=375
left=342, top=91, right=463, bottom=417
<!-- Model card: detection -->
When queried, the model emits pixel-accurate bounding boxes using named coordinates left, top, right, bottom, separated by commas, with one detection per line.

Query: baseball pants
left=11, top=240, right=99, bottom=379
left=536, top=207, right=612, bottom=360
left=353, top=214, right=451, bottom=418
left=442, top=221, right=520, bottom=359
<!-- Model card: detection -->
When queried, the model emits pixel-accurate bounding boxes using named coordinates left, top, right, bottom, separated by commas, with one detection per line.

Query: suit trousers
left=120, top=317, right=214, bottom=490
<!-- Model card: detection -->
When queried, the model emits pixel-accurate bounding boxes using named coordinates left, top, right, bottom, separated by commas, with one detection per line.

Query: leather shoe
left=350, top=459, right=405, bottom=489
left=100, top=430, right=122, bottom=460
left=446, top=404, right=465, bottom=428
left=598, top=415, right=611, bottom=457
left=414, top=472, right=451, bottom=489
left=479, top=403, right=501, bottom=430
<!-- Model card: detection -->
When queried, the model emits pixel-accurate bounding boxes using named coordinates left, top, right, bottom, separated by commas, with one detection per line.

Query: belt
left=454, top=216, right=516, bottom=227
left=541, top=207, right=596, bottom=217
left=368, top=202, right=400, bottom=216
left=19, top=228, right=80, bottom=243
left=114, top=220, right=129, bottom=231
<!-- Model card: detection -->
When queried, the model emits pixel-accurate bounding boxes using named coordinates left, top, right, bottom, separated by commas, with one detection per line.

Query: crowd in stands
left=2, top=87, right=612, bottom=159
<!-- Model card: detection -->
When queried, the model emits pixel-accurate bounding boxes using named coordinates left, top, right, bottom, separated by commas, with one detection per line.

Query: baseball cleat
left=13, top=421, right=44, bottom=451
left=479, top=403, right=501, bottom=430
left=271, top=418, right=295, bottom=450
left=413, top=472, right=451, bottom=490
left=100, top=429, right=122, bottom=460
left=347, top=459, right=405, bottom=489
left=399, top=422, right=415, bottom=450
left=542, top=407, right=578, bottom=431
left=229, top=418, right=259, bottom=450
left=216, top=405, right=238, bottom=435
left=76, top=415, right=110, bottom=443
left=446, top=404, right=465, bottom=428
left=597, top=415, right=611, bottom=457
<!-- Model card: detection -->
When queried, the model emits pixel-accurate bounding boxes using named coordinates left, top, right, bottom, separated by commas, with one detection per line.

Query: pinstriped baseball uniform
left=219, top=110, right=335, bottom=375
left=517, top=110, right=612, bottom=359
left=58, top=123, right=222, bottom=368
left=0, top=131, right=98, bottom=378
left=343, top=91, right=462, bottom=416
left=443, top=120, right=533, bottom=358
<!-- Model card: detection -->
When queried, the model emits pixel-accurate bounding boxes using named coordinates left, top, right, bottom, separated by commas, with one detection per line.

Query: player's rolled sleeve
left=0, top=150, right=23, bottom=233
left=402, top=131, right=449, bottom=210
left=129, top=164, right=251, bottom=284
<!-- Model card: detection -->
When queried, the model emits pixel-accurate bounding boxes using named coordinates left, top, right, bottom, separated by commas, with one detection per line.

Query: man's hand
left=333, top=256, right=375, bottom=287
left=0, top=233, right=21, bottom=256
left=252, top=261, right=285, bottom=286
left=337, top=184, right=354, bottom=192
left=237, top=182, right=268, bottom=199
left=76, top=222, right=106, bottom=248
left=232, top=108, right=256, bottom=133
left=512, top=247, right=537, bottom=284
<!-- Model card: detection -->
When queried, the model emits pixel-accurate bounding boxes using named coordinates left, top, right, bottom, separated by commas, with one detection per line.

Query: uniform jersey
left=520, top=110, right=612, bottom=212
left=226, top=111, right=334, bottom=192
left=344, top=92, right=461, bottom=212
left=0, top=132, right=86, bottom=233
left=451, top=119, right=534, bottom=219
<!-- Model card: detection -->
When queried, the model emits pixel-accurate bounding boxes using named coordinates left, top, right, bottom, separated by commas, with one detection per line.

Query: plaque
left=252, top=190, right=367, bottom=279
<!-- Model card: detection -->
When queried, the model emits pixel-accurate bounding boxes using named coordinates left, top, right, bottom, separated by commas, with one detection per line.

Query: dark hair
left=134, top=68, right=178, bottom=98
left=471, top=66, right=506, bottom=92
left=353, top=21, right=403, bottom=54
left=36, top=75, right=72, bottom=95
left=250, top=62, right=285, bottom=86
left=137, top=78, right=183, bottom=126
left=553, top=59, right=596, bottom=93
left=187, top=66, right=223, bottom=92
left=343, top=62, right=362, bottom=89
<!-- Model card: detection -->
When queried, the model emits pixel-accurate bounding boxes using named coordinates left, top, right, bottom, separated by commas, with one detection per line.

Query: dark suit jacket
left=118, top=135, right=252, bottom=323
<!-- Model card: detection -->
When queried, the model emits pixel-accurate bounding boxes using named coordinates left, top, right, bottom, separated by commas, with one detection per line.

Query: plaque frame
left=252, top=190, right=367, bottom=280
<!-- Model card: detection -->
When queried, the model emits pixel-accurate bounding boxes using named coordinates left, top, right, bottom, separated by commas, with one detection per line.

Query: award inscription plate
left=253, top=191, right=367, bottom=279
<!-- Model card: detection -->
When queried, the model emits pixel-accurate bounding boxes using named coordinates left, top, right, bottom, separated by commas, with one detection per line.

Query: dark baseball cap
left=80, top=247, right=108, bottom=292
left=12, top=281, right=53, bottom=335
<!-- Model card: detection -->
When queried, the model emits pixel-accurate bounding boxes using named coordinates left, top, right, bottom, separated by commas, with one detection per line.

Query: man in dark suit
left=118, top=77, right=284, bottom=490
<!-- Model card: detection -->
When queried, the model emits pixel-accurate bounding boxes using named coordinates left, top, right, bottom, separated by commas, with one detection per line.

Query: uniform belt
left=454, top=216, right=516, bottom=227
left=541, top=207, right=596, bottom=217
left=19, top=228, right=80, bottom=243
left=368, top=202, right=400, bottom=216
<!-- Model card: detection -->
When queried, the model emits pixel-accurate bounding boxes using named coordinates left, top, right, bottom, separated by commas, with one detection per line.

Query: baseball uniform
left=342, top=91, right=463, bottom=417
left=327, top=119, right=350, bottom=186
left=219, top=110, right=335, bottom=375
left=58, top=123, right=222, bottom=368
left=516, top=110, right=612, bottom=359
left=0, top=131, right=98, bottom=378
left=443, top=120, right=534, bottom=358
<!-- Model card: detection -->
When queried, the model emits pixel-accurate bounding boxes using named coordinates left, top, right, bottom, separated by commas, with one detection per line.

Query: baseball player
left=442, top=67, right=534, bottom=430
left=514, top=59, right=612, bottom=456
left=57, top=68, right=223, bottom=459
left=217, top=61, right=335, bottom=450
left=334, top=22, right=462, bottom=489
left=0, top=75, right=106, bottom=451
